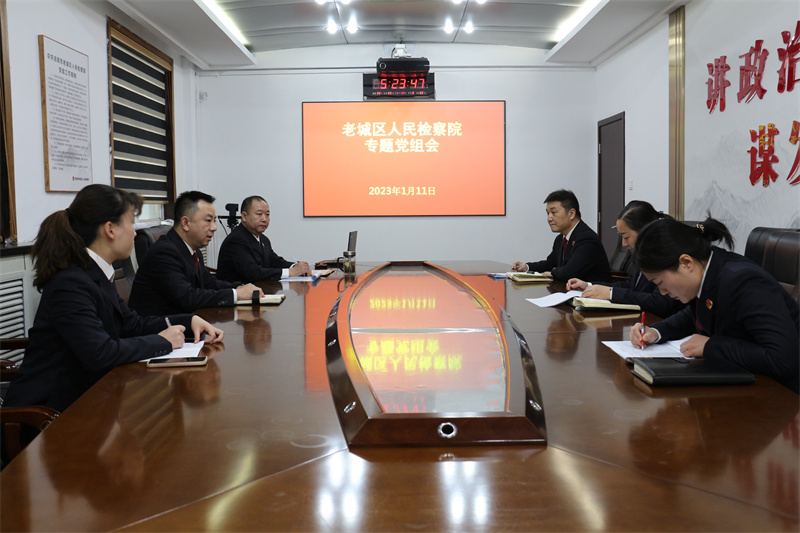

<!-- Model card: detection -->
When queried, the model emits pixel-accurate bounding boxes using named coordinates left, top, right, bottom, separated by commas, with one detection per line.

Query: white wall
left=196, top=45, right=598, bottom=264
left=6, top=0, right=198, bottom=243
left=683, top=0, right=800, bottom=251
left=596, top=19, right=670, bottom=212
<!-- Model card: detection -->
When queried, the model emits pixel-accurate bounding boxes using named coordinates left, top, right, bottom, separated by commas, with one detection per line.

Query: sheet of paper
left=488, top=272, right=508, bottom=279
left=282, top=270, right=330, bottom=282
left=603, top=336, right=692, bottom=360
left=141, top=340, right=204, bottom=362
left=526, top=291, right=582, bottom=307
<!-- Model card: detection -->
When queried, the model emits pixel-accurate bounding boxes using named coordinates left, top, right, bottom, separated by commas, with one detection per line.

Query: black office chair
left=134, top=224, right=172, bottom=266
left=761, top=230, right=800, bottom=300
left=112, top=257, right=136, bottom=303
left=607, top=235, right=630, bottom=282
left=744, top=227, right=800, bottom=266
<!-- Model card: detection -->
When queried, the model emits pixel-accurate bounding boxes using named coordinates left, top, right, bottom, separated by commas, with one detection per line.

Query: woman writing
left=4, top=185, right=224, bottom=412
left=630, top=217, right=799, bottom=393
left=566, top=200, right=685, bottom=318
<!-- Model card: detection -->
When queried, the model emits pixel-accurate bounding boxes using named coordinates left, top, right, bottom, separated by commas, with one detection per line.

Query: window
left=108, top=20, right=175, bottom=216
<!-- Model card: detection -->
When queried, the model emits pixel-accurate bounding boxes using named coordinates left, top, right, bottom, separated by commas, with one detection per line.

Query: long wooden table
left=1, top=260, right=798, bottom=532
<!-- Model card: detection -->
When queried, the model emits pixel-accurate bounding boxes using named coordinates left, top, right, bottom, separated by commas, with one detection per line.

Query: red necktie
left=561, top=238, right=568, bottom=263
left=194, top=252, right=200, bottom=272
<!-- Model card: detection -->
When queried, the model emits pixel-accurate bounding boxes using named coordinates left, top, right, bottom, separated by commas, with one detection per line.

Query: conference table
left=1, top=260, right=797, bottom=532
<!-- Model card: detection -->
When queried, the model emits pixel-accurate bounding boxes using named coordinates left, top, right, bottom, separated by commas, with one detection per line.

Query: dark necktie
left=194, top=251, right=200, bottom=272
left=561, top=238, right=568, bottom=264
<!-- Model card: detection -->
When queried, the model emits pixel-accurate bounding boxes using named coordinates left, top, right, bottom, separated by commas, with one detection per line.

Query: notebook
left=630, top=357, right=755, bottom=386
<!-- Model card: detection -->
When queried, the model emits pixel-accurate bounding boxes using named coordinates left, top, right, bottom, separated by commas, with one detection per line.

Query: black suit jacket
left=599, top=269, right=686, bottom=318
left=4, top=263, right=193, bottom=412
left=652, top=248, right=800, bottom=393
left=216, top=224, right=292, bottom=282
left=527, top=219, right=612, bottom=282
left=129, top=228, right=237, bottom=316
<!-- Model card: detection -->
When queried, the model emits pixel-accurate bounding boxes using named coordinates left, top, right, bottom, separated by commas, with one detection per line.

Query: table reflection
left=348, top=268, right=507, bottom=414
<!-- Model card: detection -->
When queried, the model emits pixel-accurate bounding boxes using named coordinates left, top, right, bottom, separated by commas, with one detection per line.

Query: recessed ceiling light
left=326, top=20, right=338, bottom=34
left=444, top=19, right=454, bottom=34
left=346, top=17, right=358, bottom=33
left=475, top=0, right=487, bottom=4
left=463, top=21, right=474, bottom=33
left=315, top=0, right=326, bottom=4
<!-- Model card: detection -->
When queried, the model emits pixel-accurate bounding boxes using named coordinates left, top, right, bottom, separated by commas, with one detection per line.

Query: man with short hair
left=512, top=189, right=612, bottom=282
left=216, top=195, right=311, bottom=283
left=129, top=191, right=263, bottom=316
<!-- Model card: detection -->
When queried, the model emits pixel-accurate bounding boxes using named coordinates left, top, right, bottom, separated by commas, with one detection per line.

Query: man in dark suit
left=216, top=195, right=311, bottom=283
left=512, top=189, right=612, bottom=282
left=129, top=191, right=262, bottom=316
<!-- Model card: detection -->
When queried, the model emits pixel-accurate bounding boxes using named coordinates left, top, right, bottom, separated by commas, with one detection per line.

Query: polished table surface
left=1, top=260, right=798, bottom=532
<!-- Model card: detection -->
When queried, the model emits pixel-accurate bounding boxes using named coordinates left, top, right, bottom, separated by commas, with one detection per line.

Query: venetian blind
left=108, top=22, right=174, bottom=204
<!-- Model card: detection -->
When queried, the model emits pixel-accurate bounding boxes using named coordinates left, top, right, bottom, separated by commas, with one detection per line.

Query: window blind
left=109, top=22, right=174, bottom=205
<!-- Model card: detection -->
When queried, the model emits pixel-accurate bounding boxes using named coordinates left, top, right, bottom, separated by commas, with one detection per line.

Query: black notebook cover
left=631, top=357, right=755, bottom=386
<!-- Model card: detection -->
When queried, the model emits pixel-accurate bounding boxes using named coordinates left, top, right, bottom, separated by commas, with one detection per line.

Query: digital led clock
left=363, top=73, right=435, bottom=99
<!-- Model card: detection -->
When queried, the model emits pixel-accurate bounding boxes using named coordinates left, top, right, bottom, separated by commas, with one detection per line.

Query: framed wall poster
left=39, top=35, right=92, bottom=191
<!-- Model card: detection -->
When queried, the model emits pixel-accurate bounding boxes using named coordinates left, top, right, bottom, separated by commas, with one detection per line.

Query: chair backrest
left=112, top=257, right=136, bottom=303
left=761, top=230, right=800, bottom=300
left=744, top=227, right=800, bottom=265
left=0, top=346, right=60, bottom=468
left=1, top=406, right=59, bottom=467
left=134, top=224, right=172, bottom=267
left=607, top=234, right=624, bottom=269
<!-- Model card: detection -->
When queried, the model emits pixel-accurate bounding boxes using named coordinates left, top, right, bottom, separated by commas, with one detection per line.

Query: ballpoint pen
left=640, top=311, right=646, bottom=350
left=165, top=317, right=172, bottom=328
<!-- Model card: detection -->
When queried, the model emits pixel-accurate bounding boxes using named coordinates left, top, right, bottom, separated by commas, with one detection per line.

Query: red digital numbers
left=372, top=77, right=426, bottom=93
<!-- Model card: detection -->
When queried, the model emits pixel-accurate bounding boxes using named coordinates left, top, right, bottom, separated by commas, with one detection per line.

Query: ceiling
left=108, top=0, right=684, bottom=69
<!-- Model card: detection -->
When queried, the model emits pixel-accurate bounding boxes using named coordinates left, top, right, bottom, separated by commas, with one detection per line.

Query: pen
left=165, top=317, right=172, bottom=328
left=640, top=312, right=646, bottom=350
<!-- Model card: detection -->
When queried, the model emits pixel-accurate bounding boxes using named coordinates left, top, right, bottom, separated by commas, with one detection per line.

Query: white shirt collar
left=564, top=221, right=578, bottom=242
left=182, top=239, right=196, bottom=256
left=86, top=248, right=115, bottom=282
left=697, top=250, right=714, bottom=298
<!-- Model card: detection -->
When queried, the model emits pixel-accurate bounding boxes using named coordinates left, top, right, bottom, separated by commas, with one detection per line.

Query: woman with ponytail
left=630, top=216, right=799, bottom=393
left=4, top=184, right=224, bottom=412
left=566, top=200, right=685, bottom=318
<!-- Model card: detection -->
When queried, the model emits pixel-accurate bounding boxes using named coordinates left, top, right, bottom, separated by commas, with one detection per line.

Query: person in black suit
left=567, top=200, right=685, bottom=318
left=512, top=189, right=612, bottom=282
left=216, top=195, right=311, bottom=282
left=3, top=185, right=223, bottom=413
left=631, top=217, right=799, bottom=393
left=129, top=191, right=263, bottom=316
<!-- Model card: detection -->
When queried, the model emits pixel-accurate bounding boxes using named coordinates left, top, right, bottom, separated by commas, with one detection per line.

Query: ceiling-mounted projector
left=376, top=56, right=430, bottom=77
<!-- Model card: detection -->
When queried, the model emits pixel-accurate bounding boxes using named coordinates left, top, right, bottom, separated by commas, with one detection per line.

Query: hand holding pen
left=640, top=312, right=646, bottom=350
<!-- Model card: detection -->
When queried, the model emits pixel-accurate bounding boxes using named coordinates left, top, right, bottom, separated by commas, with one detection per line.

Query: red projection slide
left=302, top=101, right=505, bottom=216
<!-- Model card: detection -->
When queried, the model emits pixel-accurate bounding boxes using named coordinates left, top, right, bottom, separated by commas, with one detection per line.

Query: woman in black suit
left=4, top=185, right=224, bottom=412
left=567, top=200, right=685, bottom=318
left=630, top=217, right=799, bottom=393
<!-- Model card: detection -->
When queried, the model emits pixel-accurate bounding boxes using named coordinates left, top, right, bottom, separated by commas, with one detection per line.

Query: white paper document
left=602, top=336, right=693, bottom=360
left=282, top=269, right=333, bottom=282
left=526, top=291, right=582, bottom=307
left=141, top=340, right=204, bottom=362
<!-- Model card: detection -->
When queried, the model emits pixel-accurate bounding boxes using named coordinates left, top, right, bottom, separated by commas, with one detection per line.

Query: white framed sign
left=39, top=35, right=92, bottom=192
